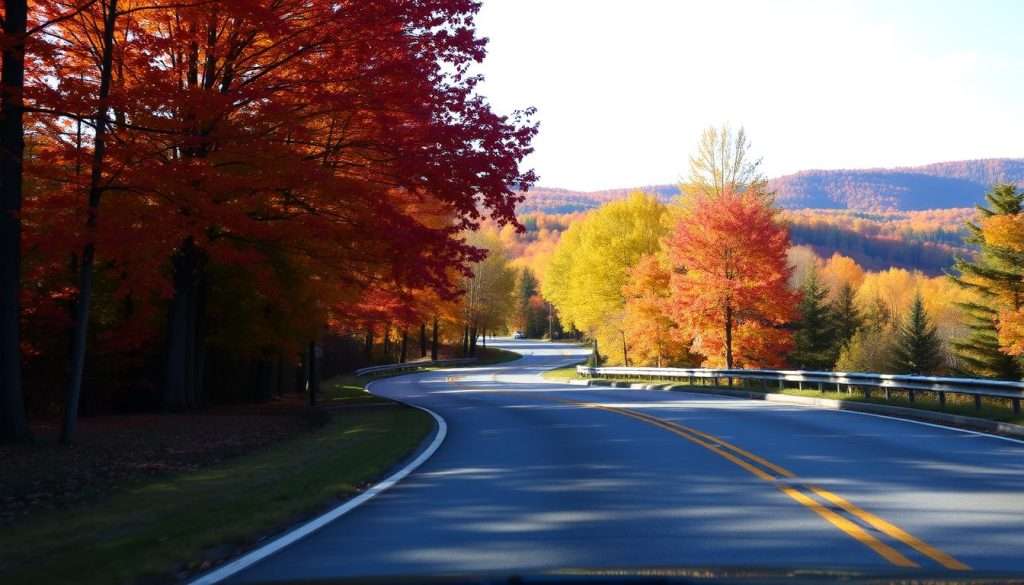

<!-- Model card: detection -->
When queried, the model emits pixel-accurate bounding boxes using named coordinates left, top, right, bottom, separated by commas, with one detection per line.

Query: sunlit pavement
left=228, top=339, right=1024, bottom=581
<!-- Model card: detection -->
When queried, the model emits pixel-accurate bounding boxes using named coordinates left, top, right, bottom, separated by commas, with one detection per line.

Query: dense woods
left=0, top=0, right=538, bottom=442
left=529, top=128, right=1024, bottom=380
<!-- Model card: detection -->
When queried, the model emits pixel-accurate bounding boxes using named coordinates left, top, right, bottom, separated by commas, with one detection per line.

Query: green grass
left=1, top=403, right=433, bottom=585
left=542, top=364, right=584, bottom=381
left=474, top=346, right=522, bottom=365
left=772, top=385, right=1024, bottom=425
left=585, top=375, right=1024, bottom=427
left=321, top=375, right=394, bottom=405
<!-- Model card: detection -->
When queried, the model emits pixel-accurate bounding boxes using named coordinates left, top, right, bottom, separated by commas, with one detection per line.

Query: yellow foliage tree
left=820, top=253, right=866, bottom=299
left=460, top=229, right=517, bottom=353
left=542, top=192, right=667, bottom=363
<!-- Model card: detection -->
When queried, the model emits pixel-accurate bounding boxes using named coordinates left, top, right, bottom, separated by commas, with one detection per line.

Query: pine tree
left=831, top=283, right=861, bottom=353
left=891, top=293, right=944, bottom=375
left=950, top=184, right=1024, bottom=379
left=791, top=270, right=837, bottom=369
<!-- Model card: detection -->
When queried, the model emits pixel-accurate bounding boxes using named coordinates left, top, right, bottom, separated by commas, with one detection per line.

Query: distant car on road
left=512, top=331, right=525, bottom=339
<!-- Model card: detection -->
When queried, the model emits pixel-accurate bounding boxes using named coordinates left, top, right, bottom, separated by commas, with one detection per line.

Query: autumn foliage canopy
left=8, top=0, right=537, bottom=419
left=666, top=189, right=796, bottom=368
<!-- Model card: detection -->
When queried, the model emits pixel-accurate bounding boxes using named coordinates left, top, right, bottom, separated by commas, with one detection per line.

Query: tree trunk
left=621, top=330, right=629, bottom=366
left=296, top=352, right=307, bottom=393
left=364, top=327, right=373, bottom=362
left=724, top=302, right=734, bottom=369
left=276, top=354, right=285, bottom=397
left=547, top=302, right=553, bottom=339
left=307, top=340, right=319, bottom=407
left=419, top=322, right=427, bottom=358
left=462, top=325, right=469, bottom=356
left=399, top=329, right=408, bottom=363
left=382, top=324, right=391, bottom=359
left=0, top=0, right=30, bottom=442
left=61, top=0, right=119, bottom=443
left=482, top=329, right=487, bottom=349
left=469, top=325, right=478, bottom=356
left=162, top=238, right=207, bottom=411
left=431, top=317, right=439, bottom=361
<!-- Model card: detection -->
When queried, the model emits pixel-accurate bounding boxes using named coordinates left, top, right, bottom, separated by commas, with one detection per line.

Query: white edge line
left=187, top=382, right=447, bottom=585
left=659, top=386, right=1024, bottom=447
left=563, top=380, right=1024, bottom=447
left=826, top=407, right=1024, bottom=446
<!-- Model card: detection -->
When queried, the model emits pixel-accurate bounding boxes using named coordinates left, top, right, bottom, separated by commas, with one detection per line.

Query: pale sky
left=473, top=0, right=1024, bottom=191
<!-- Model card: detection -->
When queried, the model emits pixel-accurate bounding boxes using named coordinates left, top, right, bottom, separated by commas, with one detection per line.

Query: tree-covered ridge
left=512, top=208, right=972, bottom=275
left=517, top=158, right=1024, bottom=214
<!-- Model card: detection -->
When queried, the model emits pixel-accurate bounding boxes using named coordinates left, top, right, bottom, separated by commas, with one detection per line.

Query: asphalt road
left=228, top=339, right=1024, bottom=581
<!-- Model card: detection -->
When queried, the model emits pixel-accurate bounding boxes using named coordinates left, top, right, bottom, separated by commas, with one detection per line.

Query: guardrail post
left=938, top=391, right=946, bottom=409
left=974, top=395, right=982, bottom=411
left=778, top=378, right=784, bottom=391
left=884, top=388, right=891, bottom=400
left=1014, top=398, right=1021, bottom=415
left=862, top=386, right=871, bottom=399
left=816, top=382, right=823, bottom=392
left=798, top=381, right=803, bottom=391
left=908, top=389, right=915, bottom=403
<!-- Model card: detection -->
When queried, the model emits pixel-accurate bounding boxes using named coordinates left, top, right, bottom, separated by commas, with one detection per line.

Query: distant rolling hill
left=517, top=158, right=1024, bottom=214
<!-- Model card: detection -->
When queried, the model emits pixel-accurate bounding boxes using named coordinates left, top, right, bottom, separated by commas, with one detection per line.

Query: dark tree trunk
left=0, top=0, right=30, bottom=442
left=399, top=329, right=408, bottom=363
left=482, top=330, right=487, bottom=349
left=276, top=354, right=285, bottom=397
left=469, top=326, right=478, bottom=356
left=419, top=322, right=427, bottom=358
left=724, top=303, right=734, bottom=369
left=162, top=238, right=207, bottom=411
left=62, top=0, right=119, bottom=443
left=431, top=318, right=439, bottom=361
left=307, top=340, right=319, bottom=407
left=382, top=325, right=390, bottom=359
left=299, top=348, right=307, bottom=393
left=364, top=327, right=373, bottom=362
left=462, top=325, right=469, bottom=356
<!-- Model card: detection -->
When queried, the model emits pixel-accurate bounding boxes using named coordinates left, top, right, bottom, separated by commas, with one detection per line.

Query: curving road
left=227, top=339, right=1024, bottom=582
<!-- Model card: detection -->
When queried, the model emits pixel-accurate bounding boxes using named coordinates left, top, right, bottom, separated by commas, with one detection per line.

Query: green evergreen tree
left=891, top=293, right=944, bottom=375
left=830, top=283, right=861, bottom=355
left=791, top=270, right=837, bottom=369
left=950, top=184, right=1024, bottom=379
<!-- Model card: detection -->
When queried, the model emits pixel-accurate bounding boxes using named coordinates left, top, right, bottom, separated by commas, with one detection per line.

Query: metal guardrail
left=354, top=358, right=476, bottom=377
left=576, top=365, right=1024, bottom=413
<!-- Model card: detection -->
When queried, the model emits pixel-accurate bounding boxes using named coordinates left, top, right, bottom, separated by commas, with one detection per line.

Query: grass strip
left=1, top=395, right=433, bottom=585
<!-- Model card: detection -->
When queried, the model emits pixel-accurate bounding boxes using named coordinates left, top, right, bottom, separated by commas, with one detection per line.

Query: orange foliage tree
left=622, top=255, right=688, bottom=367
left=981, top=214, right=1024, bottom=356
left=666, top=189, right=796, bottom=368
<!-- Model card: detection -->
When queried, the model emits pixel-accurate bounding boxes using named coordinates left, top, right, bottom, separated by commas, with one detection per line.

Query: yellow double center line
left=443, top=378, right=968, bottom=571
left=564, top=399, right=969, bottom=571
